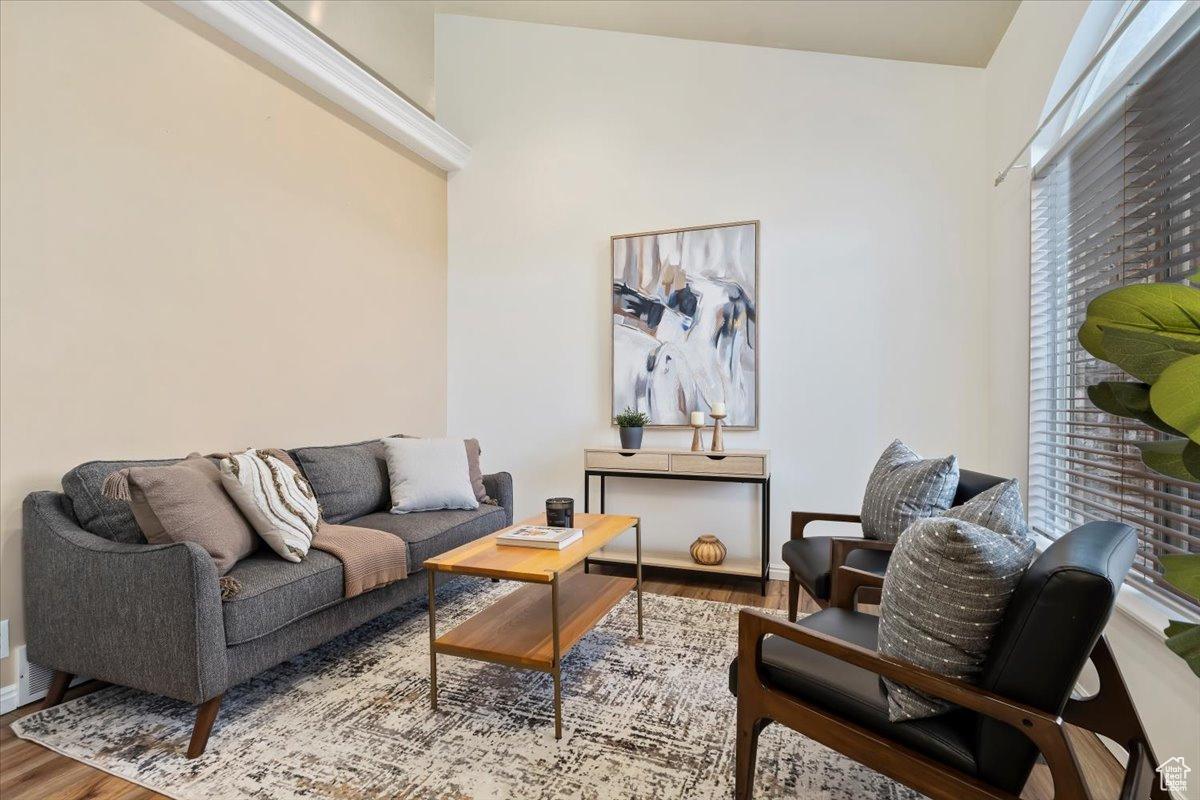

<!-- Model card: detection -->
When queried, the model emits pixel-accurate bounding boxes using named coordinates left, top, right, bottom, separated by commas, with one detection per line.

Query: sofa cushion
left=289, top=436, right=405, bottom=524
left=221, top=551, right=344, bottom=646
left=780, top=536, right=891, bottom=602
left=728, top=608, right=978, bottom=777
left=347, top=505, right=508, bottom=568
left=62, top=457, right=182, bottom=543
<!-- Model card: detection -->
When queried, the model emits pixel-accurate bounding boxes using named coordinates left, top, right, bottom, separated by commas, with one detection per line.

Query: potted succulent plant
left=615, top=407, right=650, bottom=450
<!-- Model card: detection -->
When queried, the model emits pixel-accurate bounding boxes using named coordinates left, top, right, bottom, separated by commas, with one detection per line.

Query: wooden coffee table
left=423, top=513, right=642, bottom=738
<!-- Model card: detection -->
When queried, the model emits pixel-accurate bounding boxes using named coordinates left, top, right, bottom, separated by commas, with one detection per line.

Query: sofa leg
left=41, top=671, right=74, bottom=709
left=787, top=576, right=799, bottom=622
left=735, top=711, right=769, bottom=800
left=187, top=694, right=224, bottom=759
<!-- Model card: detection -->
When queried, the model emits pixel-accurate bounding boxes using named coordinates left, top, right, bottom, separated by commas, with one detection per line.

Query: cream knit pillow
left=219, top=449, right=320, bottom=562
left=382, top=437, right=479, bottom=514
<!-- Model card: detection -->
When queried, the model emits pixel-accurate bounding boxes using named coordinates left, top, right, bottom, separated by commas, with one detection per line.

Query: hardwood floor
left=0, top=569, right=1124, bottom=800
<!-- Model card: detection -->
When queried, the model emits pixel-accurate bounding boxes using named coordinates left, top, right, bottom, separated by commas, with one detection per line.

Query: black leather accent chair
left=782, top=469, right=1006, bottom=618
left=732, top=521, right=1168, bottom=800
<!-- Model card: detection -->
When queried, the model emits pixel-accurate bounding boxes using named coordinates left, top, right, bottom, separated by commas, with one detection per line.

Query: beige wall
left=0, top=0, right=448, bottom=687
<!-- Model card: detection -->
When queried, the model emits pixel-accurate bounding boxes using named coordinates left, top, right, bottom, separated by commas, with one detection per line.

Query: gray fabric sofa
left=22, top=436, right=513, bottom=757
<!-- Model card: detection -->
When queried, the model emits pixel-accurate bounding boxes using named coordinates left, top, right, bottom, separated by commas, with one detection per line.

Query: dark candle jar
left=545, top=497, right=575, bottom=528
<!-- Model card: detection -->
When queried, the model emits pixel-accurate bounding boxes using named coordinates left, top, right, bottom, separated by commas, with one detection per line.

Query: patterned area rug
left=13, top=580, right=921, bottom=799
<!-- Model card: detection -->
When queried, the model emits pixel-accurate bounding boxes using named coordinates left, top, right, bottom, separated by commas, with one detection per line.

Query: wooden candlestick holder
left=710, top=413, right=727, bottom=452
left=690, top=422, right=706, bottom=452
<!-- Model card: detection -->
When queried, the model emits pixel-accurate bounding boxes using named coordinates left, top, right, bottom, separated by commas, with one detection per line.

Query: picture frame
left=610, top=220, right=759, bottom=430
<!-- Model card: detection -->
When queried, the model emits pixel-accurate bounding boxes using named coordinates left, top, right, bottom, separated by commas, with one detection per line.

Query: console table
left=582, top=447, right=770, bottom=594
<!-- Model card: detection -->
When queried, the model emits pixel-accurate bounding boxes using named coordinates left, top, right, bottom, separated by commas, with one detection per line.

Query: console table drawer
left=585, top=451, right=670, bottom=472
left=670, top=454, right=766, bottom=477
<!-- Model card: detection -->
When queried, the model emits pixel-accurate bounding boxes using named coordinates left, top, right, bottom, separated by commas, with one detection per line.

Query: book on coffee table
left=496, top=525, right=584, bottom=550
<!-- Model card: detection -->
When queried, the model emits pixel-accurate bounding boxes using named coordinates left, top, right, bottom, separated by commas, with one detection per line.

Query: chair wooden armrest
left=830, top=566, right=886, bottom=610
left=737, top=608, right=1094, bottom=800
left=790, top=511, right=862, bottom=540
left=828, top=540, right=893, bottom=608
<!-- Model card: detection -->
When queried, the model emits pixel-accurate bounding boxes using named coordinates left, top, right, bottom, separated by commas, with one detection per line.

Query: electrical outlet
left=0, top=619, right=8, bottom=659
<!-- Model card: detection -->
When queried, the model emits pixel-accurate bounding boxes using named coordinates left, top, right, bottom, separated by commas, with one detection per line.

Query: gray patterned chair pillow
left=877, top=516, right=1036, bottom=721
left=860, top=439, right=959, bottom=542
left=942, top=478, right=1028, bottom=537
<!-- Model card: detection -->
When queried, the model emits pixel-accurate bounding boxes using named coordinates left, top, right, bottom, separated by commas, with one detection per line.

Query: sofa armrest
left=22, top=491, right=228, bottom=704
left=482, top=472, right=513, bottom=525
left=790, top=511, right=862, bottom=540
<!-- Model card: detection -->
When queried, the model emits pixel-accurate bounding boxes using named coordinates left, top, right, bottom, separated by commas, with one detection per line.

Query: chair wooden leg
left=1064, top=636, right=1169, bottom=800
left=41, top=671, right=73, bottom=709
left=735, top=710, right=769, bottom=800
left=187, top=694, right=224, bottom=759
left=787, top=575, right=799, bottom=622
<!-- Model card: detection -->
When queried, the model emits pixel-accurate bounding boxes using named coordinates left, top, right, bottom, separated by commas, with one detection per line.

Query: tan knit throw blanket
left=206, top=449, right=409, bottom=600
left=218, top=525, right=408, bottom=601
left=229, top=449, right=408, bottom=598
left=311, top=524, right=409, bottom=598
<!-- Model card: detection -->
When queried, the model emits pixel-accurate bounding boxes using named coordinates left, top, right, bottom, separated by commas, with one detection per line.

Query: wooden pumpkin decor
left=690, top=534, right=727, bottom=566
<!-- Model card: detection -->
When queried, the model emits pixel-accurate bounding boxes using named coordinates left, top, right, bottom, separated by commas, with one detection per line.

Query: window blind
left=1029, top=27, right=1199, bottom=611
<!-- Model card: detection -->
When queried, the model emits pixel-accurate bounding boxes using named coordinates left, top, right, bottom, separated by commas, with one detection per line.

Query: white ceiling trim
left=173, top=0, right=470, bottom=172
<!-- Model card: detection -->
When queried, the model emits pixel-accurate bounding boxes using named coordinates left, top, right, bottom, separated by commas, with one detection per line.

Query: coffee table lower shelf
left=432, top=572, right=636, bottom=671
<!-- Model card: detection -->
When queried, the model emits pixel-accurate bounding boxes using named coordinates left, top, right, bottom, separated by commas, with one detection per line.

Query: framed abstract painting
left=611, top=220, right=759, bottom=429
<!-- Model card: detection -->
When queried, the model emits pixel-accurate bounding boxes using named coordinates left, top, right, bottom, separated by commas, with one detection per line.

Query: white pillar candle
left=690, top=411, right=704, bottom=426
left=710, top=402, right=726, bottom=416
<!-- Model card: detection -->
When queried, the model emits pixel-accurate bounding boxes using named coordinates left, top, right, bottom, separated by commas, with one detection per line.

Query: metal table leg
left=428, top=570, right=438, bottom=709
left=761, top=477, right=771, bottom=596
left=551, top=573, right=562, bottom=739
left=583, top=473, right=591, bottom=573
left=636, top=518, right=644, bottom=640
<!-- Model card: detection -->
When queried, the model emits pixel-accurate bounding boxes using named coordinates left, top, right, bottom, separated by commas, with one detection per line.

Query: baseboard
left=0, top=683, right=17, bottom=715
left=768, top=562, right=790, bottom=582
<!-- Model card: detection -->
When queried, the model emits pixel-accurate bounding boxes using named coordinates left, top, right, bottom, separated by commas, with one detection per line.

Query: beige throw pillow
left=464, top=438, right=495, bottom=505
left=101, top=454, right=257, bottom=575
left=219, top=449, right=320, bottom=562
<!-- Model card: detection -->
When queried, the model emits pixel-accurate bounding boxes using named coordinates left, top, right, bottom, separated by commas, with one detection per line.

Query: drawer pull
left=619, top=452, right=636, bottom=457
left=706, top=455, right=727, bottom=461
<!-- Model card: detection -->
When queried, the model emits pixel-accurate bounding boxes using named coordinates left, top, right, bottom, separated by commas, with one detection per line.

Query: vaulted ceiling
left=279, top=0, right=1023, bottom=116
left=435, top=0, right=1022, bottom=68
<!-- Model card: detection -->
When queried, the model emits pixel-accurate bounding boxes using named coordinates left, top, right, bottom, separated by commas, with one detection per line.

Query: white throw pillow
left=382, top=437, right=479, bottom=514
left=219, top=449, right=319, bottom=562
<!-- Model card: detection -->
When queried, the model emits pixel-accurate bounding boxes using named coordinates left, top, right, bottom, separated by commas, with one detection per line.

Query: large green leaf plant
left=1078, top=281, right=1200, bottom=676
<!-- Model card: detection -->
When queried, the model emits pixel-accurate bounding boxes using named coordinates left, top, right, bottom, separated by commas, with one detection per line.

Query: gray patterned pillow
left=942, top=479, right=1028, bottom=537
left=860, top=440, right=959, bottom=542
left=878, top=516, right=1036, bottom=721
